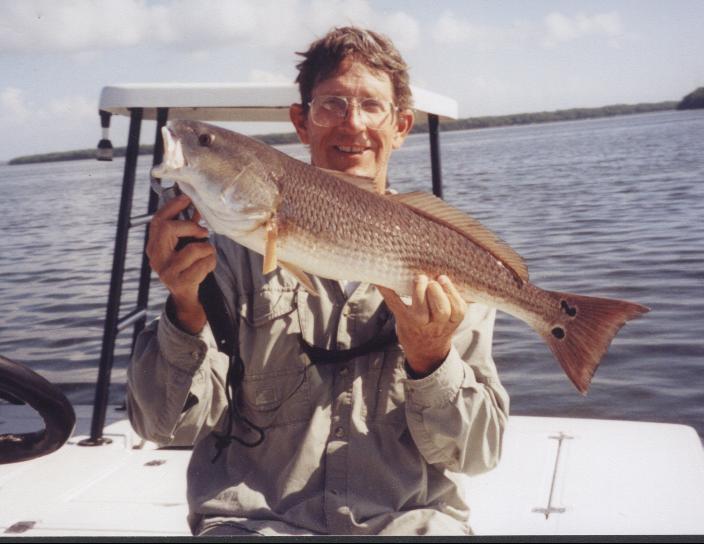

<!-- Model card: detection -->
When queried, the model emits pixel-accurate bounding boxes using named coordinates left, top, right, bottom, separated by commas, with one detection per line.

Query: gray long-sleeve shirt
left=126, top=234, right=509, bottom=536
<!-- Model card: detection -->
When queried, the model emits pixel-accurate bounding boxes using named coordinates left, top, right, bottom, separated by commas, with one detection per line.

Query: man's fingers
left=411, top=274, right=430, bottom=322
left=149, top=217, right=208, bottom=241
left=438, top=275, right=467, bottom=323
left=426, top=280, right=451, bottom=323
left=159, top=242, right=215, bottom=291
left=165, top=241, right=215, bottom=274
left=165, top=220, right=209, bottom=240
left=152, top=194, right=193, bottom=222
left=176, top=252, right=217, bottom=286
left=147, top=215, right=209, bottom=267
left=378, top=274, right=468, bottom=328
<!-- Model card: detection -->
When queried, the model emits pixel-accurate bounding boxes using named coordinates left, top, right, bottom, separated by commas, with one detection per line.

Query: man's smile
left=333, top=145, right=371, bottom=155
left=334, top=144, right=370, bottom=154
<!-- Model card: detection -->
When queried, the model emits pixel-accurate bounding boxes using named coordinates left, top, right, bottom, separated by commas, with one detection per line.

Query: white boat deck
left=0, top=405, right=190, bottom=537
left=1, top=405, right=702, bottom=536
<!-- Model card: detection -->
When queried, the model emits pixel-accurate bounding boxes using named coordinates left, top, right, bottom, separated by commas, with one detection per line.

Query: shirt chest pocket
left=237, top=288, right=313, bottom=428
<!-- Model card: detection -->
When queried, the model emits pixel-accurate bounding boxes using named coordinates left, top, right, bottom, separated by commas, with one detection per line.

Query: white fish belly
left=277, top=232, right=416, bottom=295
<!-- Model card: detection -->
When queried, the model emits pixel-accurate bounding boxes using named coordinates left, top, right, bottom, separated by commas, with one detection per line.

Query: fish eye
left=198, top=133, right=214, bottom=147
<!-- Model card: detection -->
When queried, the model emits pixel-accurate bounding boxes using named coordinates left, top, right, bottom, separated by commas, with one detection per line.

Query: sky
left=1, top=0, right=702, bottom=161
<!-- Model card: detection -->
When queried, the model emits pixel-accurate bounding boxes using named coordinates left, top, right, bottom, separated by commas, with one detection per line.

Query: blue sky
left=1, top=0, right=702, bottom=161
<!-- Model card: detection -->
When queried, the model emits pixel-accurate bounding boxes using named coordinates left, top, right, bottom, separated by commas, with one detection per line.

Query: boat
left=1, top=83, right=703, bottom=537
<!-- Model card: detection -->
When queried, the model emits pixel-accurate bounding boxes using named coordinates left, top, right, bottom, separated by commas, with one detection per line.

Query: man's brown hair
left=295, top=26, right=412, bottom=113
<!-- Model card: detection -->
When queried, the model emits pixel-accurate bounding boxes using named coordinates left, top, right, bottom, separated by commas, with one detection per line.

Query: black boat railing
left=82, top=108, right=443, bottom=445
left=79, top=107, right=169, bottom=446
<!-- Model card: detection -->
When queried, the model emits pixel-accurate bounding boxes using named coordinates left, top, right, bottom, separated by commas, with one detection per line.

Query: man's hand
left=146, top=194, right=216, bottom=334
left=376, top=274, right=468, bottom=377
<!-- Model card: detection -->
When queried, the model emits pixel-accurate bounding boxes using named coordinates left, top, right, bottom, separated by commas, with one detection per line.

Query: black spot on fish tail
left=551, top=326, right=566, bottom=339
left=561, top=299, right=577, bottom=317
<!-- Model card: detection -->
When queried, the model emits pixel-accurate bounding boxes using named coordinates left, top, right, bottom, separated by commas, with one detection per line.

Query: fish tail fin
left=537, top=290, right=649, bottom=395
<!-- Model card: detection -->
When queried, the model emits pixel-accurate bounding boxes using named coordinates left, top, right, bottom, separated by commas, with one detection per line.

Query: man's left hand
left=376, top=274, right=468, bottom=377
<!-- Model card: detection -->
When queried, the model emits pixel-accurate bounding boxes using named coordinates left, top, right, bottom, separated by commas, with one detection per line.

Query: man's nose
left=340, top=101, right=366, bottom=131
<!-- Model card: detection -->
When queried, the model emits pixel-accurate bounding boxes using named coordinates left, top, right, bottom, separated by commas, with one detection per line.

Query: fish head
left=151, top=120, right=281, bottom=235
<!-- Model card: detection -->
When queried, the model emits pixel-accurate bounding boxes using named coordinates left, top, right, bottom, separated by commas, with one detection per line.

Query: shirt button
left=191, top=350, right=200, bottom=360
left=334, top=426, right=345, bottom=438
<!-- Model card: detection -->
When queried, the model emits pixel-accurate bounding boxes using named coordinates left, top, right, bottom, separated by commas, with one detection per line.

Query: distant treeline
left=676, top=87, right=704, bottom=110
left=411, top=100, right=677, bottom=134
left=6, top=132, right=302, bottom=166
left=6, top=100, right=680, bottom=165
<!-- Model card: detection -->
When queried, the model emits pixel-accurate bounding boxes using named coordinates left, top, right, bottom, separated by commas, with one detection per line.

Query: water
left=1, top=110, right=702, bottom=439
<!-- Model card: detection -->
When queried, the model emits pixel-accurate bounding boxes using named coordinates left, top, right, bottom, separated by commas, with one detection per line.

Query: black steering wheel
left=0, top=355, right=76, bottom=464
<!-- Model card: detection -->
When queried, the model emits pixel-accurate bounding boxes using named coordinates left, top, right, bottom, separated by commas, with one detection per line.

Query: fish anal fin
left=262, top=219, right=278, bottom=274
left=390, top=192, right=529, bottom=282
left=279, top=260, right=319, bottom=297
left=318, top=168, right=378, bottom=193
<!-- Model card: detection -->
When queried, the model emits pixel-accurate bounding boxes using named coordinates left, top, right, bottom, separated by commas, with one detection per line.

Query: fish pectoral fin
left=262, top=219, right=278, bottom=275
left=317, top=168, right=378, bottom=193
left=389, top=191, right=529, bottom=282
left=279, top=260, right=319, bottom=297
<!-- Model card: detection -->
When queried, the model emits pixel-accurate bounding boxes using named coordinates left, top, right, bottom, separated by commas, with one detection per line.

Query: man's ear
left=392, top=109, right=415, bottom=149
left=289, top=103, right=310, bottom=145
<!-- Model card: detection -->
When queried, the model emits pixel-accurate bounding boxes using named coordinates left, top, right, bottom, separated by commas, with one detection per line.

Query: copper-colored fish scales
left=152, top=120, right=649, bottom=394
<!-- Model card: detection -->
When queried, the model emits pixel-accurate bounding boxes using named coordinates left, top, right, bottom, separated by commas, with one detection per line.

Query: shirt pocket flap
left=240, top=371, right=311, bottom=428
left=243, top=289, right=297, bottom=327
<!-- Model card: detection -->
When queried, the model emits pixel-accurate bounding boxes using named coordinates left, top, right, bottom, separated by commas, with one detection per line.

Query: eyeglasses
left=308, top=95, right=397, bottom=130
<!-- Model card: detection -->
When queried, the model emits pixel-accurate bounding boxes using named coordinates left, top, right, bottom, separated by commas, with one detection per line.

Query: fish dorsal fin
left=318, top=168, right=378, bottom=193
left=390, top=192, right=529, bottom=282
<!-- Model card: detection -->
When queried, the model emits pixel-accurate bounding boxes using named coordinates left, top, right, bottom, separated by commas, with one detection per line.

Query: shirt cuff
left=403, top=346, right=476, bottom=409
left=157, top=304, right=214, bottom=374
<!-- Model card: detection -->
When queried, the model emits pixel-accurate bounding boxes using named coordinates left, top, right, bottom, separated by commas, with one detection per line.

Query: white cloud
left=379, top=11, right=419, bottom=52
left=48, top=94, right=96, bottom=118
left=1, top=86, right=95, bottom=128
left=0, top=0, right=419, bottom=54
left=543, top=12, right=623, bottom=47
left=0, top=1, right=152, bottom=52
left=432, top=12, right=485, bottom=46
left=430, top=11, right=531, bottom=52
left=430, top=10, right=624, bottom=50
left=0, top=86, right=100, bottom=159
left=1, top=87, right=31, bottom=122
left=296, top=0, right=419, bottom=52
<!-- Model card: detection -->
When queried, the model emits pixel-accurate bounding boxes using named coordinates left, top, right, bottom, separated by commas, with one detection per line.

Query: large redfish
left=151, top=120, right=648, bottom=393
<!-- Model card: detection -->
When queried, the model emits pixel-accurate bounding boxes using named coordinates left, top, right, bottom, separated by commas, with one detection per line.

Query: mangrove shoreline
left=7, top=100, right=679, bottom=165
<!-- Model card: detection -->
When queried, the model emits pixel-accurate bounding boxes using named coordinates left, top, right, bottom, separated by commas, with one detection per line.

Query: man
left=127, top=27, right=509, bottom=536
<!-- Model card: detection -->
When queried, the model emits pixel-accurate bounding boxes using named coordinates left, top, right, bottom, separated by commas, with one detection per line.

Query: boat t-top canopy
left=98, top=82, right=458, bottom=123
left=86, top=82, right=458, bottom=447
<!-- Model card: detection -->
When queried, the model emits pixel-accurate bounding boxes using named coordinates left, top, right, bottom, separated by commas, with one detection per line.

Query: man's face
left=290, top=59, right=414, bottom=192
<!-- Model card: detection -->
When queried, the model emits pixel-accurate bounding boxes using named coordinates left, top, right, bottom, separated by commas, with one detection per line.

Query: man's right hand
left=146, top=194, right=216, bottom=334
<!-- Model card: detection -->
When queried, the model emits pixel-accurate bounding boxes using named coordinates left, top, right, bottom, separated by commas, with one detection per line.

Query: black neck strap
left=298, top=328, right=398, bottom=366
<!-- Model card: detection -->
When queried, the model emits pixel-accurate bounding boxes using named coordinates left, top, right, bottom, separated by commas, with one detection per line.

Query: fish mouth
left=151, top=126, right=186, bottom=178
